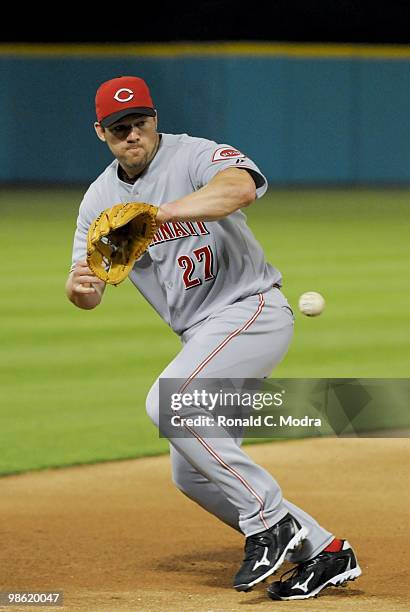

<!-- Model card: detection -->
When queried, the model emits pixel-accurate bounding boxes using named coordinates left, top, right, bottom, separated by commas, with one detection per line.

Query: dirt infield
left=0, top=438, right=409, bottom=611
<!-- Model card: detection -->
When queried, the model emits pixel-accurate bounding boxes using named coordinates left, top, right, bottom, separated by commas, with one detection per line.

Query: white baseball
left=298, top=291, right=325, bottom=316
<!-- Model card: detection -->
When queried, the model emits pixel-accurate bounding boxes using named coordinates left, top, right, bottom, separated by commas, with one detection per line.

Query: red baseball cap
left=95, top=76, right=155, bottom=127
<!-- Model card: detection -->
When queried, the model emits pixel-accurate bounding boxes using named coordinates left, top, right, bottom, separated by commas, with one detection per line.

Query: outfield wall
left=1, top=43, right=409, bottom=184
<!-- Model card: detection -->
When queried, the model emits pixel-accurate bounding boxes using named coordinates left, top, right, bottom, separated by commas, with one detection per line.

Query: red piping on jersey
left=178, top=292, right=269, bottom=531
left=183, top=420, right=269, bottom=530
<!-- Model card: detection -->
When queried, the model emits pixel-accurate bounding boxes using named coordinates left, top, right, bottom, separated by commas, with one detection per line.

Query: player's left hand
left=87, top=202, right=159, bottom=284
left=155, top=204, right=172, bottom=226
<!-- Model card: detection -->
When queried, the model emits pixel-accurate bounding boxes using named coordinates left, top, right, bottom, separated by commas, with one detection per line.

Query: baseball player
left=66, top=76, right=361, bottom=600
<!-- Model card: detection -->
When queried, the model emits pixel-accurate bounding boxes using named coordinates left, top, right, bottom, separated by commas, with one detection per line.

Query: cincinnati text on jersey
left=150, top=221, right=210, bottom=246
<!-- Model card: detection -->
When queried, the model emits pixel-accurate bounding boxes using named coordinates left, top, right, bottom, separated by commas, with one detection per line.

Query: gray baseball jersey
left=71, top=133, right=282, bottom=335
left=71, top=131, right=332, bottom=555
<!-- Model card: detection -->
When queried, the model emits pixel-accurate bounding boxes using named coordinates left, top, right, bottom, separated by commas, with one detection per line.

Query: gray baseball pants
left=146, top=287, right=333, bottom=561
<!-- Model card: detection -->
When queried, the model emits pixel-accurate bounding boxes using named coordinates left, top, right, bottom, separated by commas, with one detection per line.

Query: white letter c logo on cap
left=114, top=88, right=134, bottom=103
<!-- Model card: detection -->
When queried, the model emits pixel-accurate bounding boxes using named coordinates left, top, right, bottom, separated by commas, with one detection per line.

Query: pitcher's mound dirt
left=1, top=438, right=409, bottom=611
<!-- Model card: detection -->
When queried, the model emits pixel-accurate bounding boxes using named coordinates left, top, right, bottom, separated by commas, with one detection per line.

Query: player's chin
left=125, top=150, right=146, bottom=166
left=121, top=159, right=145, bottom=175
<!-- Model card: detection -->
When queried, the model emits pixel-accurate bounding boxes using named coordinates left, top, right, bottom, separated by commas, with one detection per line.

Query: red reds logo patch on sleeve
left=212, top=147, right=246, bottom=162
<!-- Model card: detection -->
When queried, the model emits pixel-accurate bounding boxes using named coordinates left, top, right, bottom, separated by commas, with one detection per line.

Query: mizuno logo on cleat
left=252, top=547, right=271, bottom=571
left=291, top=571, right=314, bottom=592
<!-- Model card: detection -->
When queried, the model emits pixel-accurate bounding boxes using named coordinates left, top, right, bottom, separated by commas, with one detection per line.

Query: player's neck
left=118, top=165, right=139, bottom=184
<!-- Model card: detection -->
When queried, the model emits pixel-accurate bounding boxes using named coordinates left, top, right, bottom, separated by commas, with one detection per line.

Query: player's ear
left=153, top=112, right=158, bottom=129
left=94, top=122, right=106, bottom=142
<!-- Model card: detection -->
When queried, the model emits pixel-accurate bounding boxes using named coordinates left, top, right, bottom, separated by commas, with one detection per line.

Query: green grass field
left=1, top=187, right=409, bottom=475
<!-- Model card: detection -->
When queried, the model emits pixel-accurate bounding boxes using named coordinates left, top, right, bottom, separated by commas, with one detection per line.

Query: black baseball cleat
left=267, top=539, right=362, bottom=600
left=233, top=514, right=308, bottom=592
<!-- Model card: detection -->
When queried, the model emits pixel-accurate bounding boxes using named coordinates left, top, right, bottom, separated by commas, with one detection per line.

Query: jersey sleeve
left=189, top=140, right=268, bottom=198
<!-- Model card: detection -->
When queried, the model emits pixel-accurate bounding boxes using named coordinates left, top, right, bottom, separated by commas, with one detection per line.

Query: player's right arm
left=67, top=185, right=109, bottom=310
left=65, top=261, right=106, bottom=310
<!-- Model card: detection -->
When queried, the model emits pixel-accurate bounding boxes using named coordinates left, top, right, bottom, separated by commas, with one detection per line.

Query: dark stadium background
left=1, top=0, right=409, bottom=44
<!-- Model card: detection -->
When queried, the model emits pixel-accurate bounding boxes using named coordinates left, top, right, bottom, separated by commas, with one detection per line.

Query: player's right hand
left=70, top=260, right=105, bottom=295
left=66, top=260, right=106, bottom=310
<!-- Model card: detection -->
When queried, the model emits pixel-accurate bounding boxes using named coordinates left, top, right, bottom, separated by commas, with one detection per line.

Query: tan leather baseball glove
left=87, top=202, right=158, bottom=285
